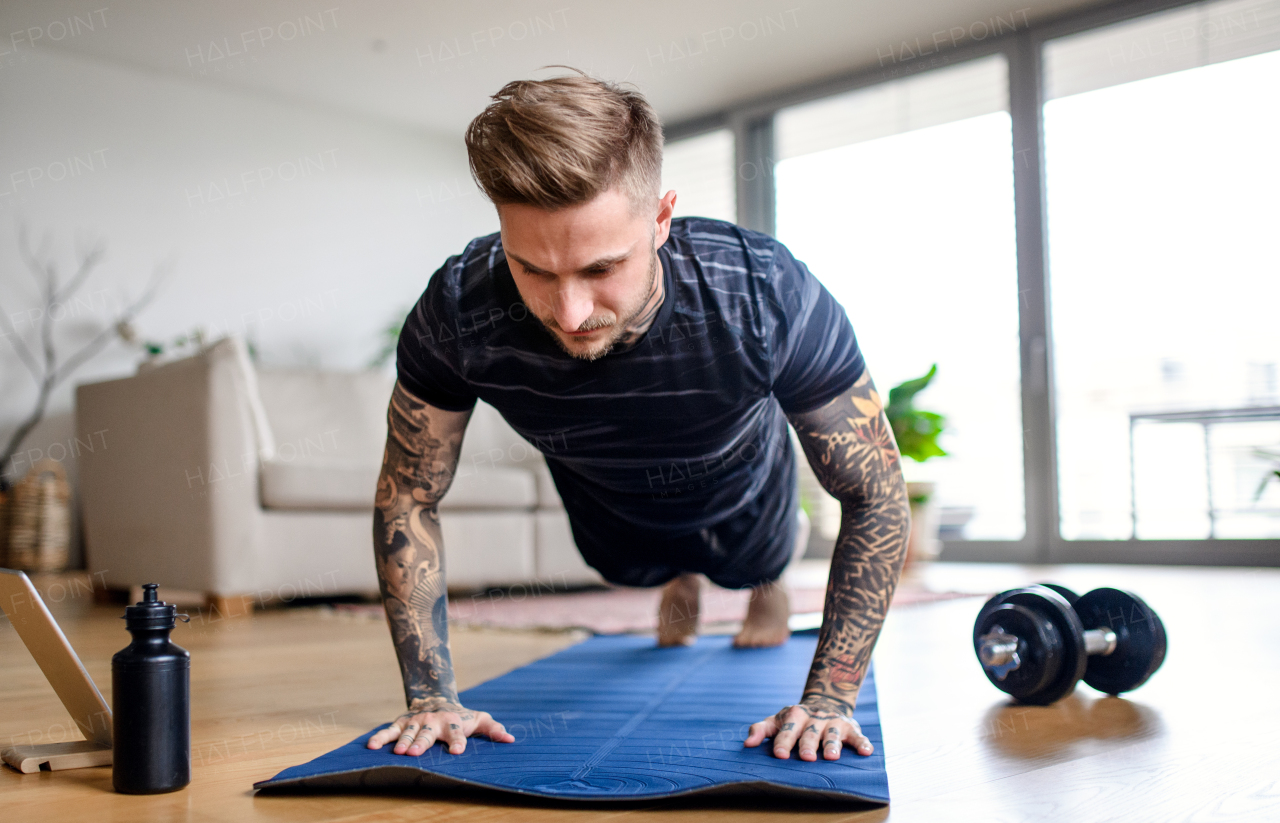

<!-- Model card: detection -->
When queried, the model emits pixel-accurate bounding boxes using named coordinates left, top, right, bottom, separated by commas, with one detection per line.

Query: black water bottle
left=112, top=583, right=191, bottom=794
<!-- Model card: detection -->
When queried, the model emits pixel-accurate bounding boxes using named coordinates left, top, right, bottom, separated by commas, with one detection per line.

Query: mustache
left=542, top=314, right=616, bottom=333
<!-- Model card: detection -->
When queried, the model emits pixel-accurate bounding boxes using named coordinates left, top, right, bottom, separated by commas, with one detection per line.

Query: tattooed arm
left=745, top=369, right=911, bottom=761
left=365, top=380, right=514, bottom=756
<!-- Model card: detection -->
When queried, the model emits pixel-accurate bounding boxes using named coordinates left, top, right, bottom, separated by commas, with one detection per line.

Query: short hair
left=465, top=68, right=664, bottom=211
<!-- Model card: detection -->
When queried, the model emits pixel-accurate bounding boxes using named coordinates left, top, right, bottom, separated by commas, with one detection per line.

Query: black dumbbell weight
left=1035, top=583, right=1080, bottom=607
left=973, top=585, right=1087, bottom=705
left=973, top=584, right=1166, bottom=704
left=1073, top=587, right=1167, bottom=695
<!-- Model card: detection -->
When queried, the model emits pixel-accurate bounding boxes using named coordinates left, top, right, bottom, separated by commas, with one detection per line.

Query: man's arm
left=746, top=369, right=911, bottom=761
left=365, top=379, right=513, bottom=756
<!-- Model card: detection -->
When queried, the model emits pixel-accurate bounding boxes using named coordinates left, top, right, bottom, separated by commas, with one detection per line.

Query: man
left=366, top=71, right=910, bottom=764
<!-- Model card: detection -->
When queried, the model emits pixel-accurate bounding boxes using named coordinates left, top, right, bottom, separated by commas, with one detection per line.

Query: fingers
left=796, top=721, right=823, bottom=762
left=821, top=725, right=845, bottom=760
left=442, top=721, right=467, bottom=754
left=748, top=706, right=876, bottom=761
left=366, top=718, right=407, bottom=750
left=844, top=724, right=874, bottom=757
left=814, top=719, right=872, bottom=760
left=771, top=709, right=807, bottom=759
left=744, top=717, right=777, bottom=748
left=370, top=709, right=516, bottom=757
left=474, top=712, right=515, bottom=744
left=403, top=721, right=438, bottom=756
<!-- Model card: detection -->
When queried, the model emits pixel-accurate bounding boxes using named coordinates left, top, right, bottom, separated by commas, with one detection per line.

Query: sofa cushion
left=260, top=459, right=536, bottom=511
left=440, top=468, right=537, bottom=510
left=255, top=372, right=540, bottom=512
left=256, top=369, right=394, bottom=466
left=260, top=459, right=380, bottom=511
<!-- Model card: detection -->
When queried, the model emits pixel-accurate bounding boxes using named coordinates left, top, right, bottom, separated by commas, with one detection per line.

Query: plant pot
left=905, top=481, right=942, bottom=566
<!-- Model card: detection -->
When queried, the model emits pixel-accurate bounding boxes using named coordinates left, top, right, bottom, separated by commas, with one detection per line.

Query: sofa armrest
left=75, top=339, right=265, bottom=594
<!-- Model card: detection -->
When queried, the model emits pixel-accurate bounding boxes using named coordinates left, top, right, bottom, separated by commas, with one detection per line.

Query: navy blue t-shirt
left=397, top=217, right=864, bottom=577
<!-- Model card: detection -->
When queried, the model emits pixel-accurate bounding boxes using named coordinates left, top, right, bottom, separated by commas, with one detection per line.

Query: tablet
left=0, top=568, right=112, bottom=746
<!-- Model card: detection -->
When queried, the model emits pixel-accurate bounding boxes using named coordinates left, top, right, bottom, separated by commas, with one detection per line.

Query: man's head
left=465, top=70, right=675, bottom=361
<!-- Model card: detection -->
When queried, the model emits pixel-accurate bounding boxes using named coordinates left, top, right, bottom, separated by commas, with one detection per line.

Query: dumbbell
left=973, top=584, right=1167, bottom=705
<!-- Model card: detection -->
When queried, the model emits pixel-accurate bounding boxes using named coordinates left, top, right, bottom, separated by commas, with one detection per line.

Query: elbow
left=830, top=468, right=909, bottom=516
left=831, top=470, right=912, bottom=566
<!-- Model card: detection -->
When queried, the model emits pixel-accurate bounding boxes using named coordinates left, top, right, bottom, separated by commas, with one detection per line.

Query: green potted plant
left=1255, top=448, right=1280, bottom=502
left=885, top=364, right=948, bottom=565
left=369, top=305, right=412, bottom=370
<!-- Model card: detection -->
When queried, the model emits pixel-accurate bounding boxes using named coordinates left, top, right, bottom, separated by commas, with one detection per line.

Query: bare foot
left=657, top=573, right=701, bottom=647
left=734, top=579, right=791, bottom=648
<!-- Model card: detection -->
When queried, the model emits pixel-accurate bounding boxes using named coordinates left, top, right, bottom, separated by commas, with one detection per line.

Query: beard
left=534, top=243, right=659, bottom=362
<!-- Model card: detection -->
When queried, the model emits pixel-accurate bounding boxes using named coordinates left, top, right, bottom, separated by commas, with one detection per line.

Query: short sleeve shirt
left=396, top=217, right=865, bottom=551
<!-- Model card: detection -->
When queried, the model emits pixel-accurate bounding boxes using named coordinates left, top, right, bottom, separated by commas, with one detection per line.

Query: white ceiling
left=2, top=0, right=1117, bottom=138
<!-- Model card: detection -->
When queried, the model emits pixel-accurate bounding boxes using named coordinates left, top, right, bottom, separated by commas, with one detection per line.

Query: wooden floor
left=3, top=562, right=1279, bottom=822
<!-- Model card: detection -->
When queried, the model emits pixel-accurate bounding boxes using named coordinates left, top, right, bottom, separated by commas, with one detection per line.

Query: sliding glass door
left=773, top=56, right=1025, bottom=544
left=1044, top=0, right=1280, bottom=542
left=664, top=0, right=1280, bottom=560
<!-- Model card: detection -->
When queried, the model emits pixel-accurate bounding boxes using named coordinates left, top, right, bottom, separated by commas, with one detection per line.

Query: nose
left=553, top=280, right=594, bottom=332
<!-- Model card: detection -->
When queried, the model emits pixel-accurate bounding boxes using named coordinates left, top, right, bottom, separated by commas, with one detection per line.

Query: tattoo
left=781, top=723, right=796, bottom=731
left=796, top=694, right=855, bottom=718
left=405, top=697, right=465, bottom=715
left=788, top=370, right=910, bottom=709
left=375, top=380, right=472, bottom=709
left=805, top=725, right=819, bottom=735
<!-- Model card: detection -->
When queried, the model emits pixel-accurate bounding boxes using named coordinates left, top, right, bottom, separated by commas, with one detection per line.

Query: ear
left=654, top=190, right=677, bottom=248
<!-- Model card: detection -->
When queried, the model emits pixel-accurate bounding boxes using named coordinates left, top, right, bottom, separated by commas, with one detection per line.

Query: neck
left=614, top=253, right=665, bottom=349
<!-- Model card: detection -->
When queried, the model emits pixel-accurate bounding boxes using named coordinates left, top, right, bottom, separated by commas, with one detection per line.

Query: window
left=660, top=129, right=736, bottom=223
left=774, top=55, right=1025, bottom=542
left=1044, top=0, right=1280, bottom=539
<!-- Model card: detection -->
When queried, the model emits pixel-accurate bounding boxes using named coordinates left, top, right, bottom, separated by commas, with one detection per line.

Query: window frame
left=662, top=0, right=1280, bottom=566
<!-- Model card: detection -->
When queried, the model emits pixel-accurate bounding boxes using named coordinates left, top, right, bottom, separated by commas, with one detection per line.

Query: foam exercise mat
left=255, top=634, right=888, bottom=804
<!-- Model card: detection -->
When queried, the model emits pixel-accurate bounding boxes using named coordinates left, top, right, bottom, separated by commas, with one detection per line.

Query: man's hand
left=366, top=700, right=514, bottom=756
left=744, top=698, right=873, bottom=761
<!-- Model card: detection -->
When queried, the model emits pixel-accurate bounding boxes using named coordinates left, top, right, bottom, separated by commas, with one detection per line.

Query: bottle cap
left=123, top=584, right=180, bottom=631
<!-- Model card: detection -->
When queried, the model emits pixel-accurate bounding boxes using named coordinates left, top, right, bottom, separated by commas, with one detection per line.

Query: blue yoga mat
left=255, top=634, right=888, bottom=804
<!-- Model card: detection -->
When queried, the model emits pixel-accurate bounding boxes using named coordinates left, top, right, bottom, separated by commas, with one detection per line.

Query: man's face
left=499, top=186, right=676, bottom=361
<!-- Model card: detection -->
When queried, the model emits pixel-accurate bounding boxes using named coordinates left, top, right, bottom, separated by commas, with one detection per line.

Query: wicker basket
left=6, top=459, right=71, bottom=573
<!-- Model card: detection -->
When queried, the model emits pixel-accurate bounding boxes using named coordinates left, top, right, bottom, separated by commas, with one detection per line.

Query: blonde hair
left=465, top=69, right=664, bottom=211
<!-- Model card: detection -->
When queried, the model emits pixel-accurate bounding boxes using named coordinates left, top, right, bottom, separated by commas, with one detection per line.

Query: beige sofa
left=74, top=337, right=598, bottom=603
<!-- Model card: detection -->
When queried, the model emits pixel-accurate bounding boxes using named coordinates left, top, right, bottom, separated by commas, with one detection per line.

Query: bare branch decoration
left=0, top=226, right=168, bottom=488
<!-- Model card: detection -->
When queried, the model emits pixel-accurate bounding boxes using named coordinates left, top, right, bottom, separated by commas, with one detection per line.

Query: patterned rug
left=332, top=584, right=981, bottom=634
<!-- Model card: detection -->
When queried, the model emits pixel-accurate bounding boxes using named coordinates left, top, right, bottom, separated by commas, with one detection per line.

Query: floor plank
left=3, top=563, right=1278, bottom=821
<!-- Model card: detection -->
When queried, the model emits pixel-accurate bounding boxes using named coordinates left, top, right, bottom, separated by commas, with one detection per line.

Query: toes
left=732, top=627, right=791, bottom=648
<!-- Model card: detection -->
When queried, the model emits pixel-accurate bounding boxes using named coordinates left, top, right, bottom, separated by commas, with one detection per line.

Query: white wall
left=0, top=48, right=497, bottom=563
